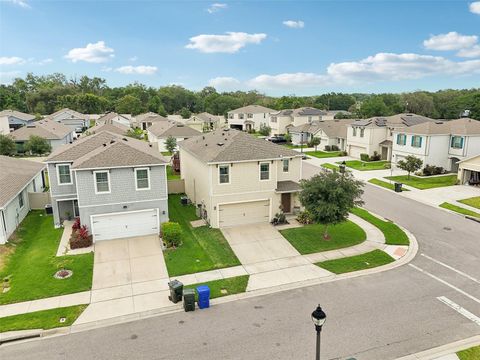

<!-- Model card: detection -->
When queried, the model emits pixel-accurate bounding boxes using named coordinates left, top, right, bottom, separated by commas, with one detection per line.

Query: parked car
left=266, top=136, right=287, bottom=144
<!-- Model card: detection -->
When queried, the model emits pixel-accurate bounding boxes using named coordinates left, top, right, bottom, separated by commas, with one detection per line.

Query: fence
left=167, top=179, right=185, bottom=194
left=28, top=192, right=51, bottom=210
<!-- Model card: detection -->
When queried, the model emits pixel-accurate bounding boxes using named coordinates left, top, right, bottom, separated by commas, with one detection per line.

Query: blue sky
left=1, top=0, right=479, bottom=95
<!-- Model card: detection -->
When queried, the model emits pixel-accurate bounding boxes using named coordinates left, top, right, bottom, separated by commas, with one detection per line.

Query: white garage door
left=349, top=145, right=367, bottom=159
left=218, top=200, right=270, bottom=228
left=92, top=209, right=159, bottom=241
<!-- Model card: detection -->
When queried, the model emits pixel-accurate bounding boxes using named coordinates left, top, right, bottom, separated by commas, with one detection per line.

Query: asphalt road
left=1, top=162, right=479, bottom=360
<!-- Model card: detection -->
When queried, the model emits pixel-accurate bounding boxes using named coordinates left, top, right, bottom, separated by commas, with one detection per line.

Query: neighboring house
left=227, top=105, right=275, bottom=132
left=167, top=115, right=188, bottom=124
left=137, top=114, right=169, bottom=131
left=87, top=122, right=130, bottom=136
left=96, top=112, right=132, bottom=128
left=10, top=119, right=75, bottom=152
left=392, top=118, right=480, bottom=171
left=346, top=113, right=434, bottom=160
left=0, top=110, right=35, bottom=132
left=288, top=119, right=354, bottom=150
left=45, top=108, right=88, bottom=133
left=45, top=131, right=169, bottom=242
left=147, top=121, right=201, bottom=152
left=457, top=154, right=480, bottom=185
left=0, top=156, right=46, bottom=244
left=179, top=129, right=303, bottom=228
left=134, top=112, right=158, bottom=129
left=269, top=107, right=330, bottom=136
left=187, top=112, right=223, bottom=132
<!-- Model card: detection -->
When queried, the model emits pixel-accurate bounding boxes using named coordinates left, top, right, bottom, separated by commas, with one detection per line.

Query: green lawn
left=305, top=151, right=344, bottom=158
left=0, top=305, right=87, bottom=333
left=458, top=196, right=480, bottom=209
left=439, top=202, right=480, bottom=218
left=161, top=151, right=172, bottom=156
left=164, top=195, right=240, bottom=276
left=280, top=220, right=366, bottom=254
left=316, top=250, right=394, bottom=274
left=339, top=160, right=389, bottom=171
left=321, top=163, right=340, bottom=171
left=0, top=211, right=94, bottom=305
left=283, top=144, right=302, bottom=149
left=166, top=165, right=180, bottom=180
left=350, top=207, right=409, bottom=245
left=368, top=178, right=409, bottom=192
left=385, top=174, right=457, bottom=189
left=184, top=275, right=249, bottom=300
left=457, top=345, right=480, bottom=360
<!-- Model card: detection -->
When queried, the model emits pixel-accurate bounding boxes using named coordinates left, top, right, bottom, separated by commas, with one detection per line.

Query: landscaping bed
left=339, top=160, right=390, bottom=171
left=316, top=249, right=394, bottom=274
left=184, top=275, right=249, bottom=300
left=385, top=174, right=457, bottom=189
left=439, top=202, right=480, bottom=218
left=458, top=196, right=480, bottom=209
left=164, top=195, right=240, bottom=276
left=368, top=178, right=409, bottom=192
left=305, top=151, right=344, bottom=158
left=280, top=220, right=366, bottom=254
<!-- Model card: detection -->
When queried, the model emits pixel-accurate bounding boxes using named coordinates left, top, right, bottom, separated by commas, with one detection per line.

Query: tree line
left=0, top=73, right=478, bottom=120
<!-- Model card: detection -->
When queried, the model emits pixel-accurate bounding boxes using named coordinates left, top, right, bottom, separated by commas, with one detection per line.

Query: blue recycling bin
left=196, top=285, right=210, bottom=309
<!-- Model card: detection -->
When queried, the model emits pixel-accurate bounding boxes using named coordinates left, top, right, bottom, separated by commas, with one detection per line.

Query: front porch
left=275, top=180, right=302, bottom=214
left=52, top=198, right=79, bottom=227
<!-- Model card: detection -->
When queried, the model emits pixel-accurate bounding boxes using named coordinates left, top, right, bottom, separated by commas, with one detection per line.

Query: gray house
left=45, top=131, right=169, bottom=242
left=45, top=108, right=89, bottom=133
left=0, top=110, right=35, bottom=131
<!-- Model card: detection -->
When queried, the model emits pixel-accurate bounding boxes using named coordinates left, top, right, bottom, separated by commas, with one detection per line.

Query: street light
left=311, top=304, right=326, bottom=360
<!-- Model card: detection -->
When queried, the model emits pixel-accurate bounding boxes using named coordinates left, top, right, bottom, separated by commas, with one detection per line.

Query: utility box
left=44, top=204, right=53, bottom=215
left=168, top=280, right=183, bottom=303
left=394, top=182, right=403, bottom=192
left=183, top=289, right=196, bottom=312
left=196, top=285, right=210, bottom=309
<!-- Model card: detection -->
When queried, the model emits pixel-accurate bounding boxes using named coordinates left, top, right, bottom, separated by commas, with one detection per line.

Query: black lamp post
left=300, top=131, right=304, bottom=153
left=311, top=304, right=326, bottom=360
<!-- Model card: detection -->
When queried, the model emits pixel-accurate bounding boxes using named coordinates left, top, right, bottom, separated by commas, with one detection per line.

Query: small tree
left=397, top=155, right=423, bottom=179
left=284, top=133, right=292, bottom=144
left=0, top=134, right=15, bottom=156
left=179, top=107, right=191, bottom=119
left=24, top=135, right=52, bottom=155
left=259, top=123, right=271, bottom=136
left=299, top=170, right=364, bottom=239
left=164, top=135, right=177, bottom=154
left=310, top=137, right=321, bottom=151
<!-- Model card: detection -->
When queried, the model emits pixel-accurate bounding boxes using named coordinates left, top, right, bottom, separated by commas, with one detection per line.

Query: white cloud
left=36, top=58, right=53, bottom=65
left=282, top=20, right=305, bottom=29
left=207, top=3, right=227, bottom=14
left=470, top=1, right=480, bottom=14
left=186, top=32, right=267, bottom=53
left=457, top=45, right=480, bottom=58
left=65, top=41, right=114, bottom=63
left=5, top=0, right=31, bottom=9
left=115, top=65, right=158, bottom=75
left=248, top=73, right=327, bottom=89
left=209, top=76, right=241, bottom=90
left=0, top=56, right=26, bottom=65
left=423, top=32, right=478, bottom=51
left=129, top=56, right=138, bottom=62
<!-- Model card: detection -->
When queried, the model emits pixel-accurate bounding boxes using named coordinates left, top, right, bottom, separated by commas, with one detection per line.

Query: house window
left=94, top=171, right=110, bottom=193
left=247, top=113, right=253, bottom=119
left=283, top=159, right=289, bottom=172
left=396, top=134, right=407, bottom=145
left=411, top=135, right=423, bottom=148
left=239, top=114, right=244, bottom=119
left=451, top=136, right=464, bottom=149
left=260, top=162, right=270, bottom=180
left=228, top=113, right=234, bottom=119
left=270, top=116, right=277, bottom=123
left=135, top=168, right=150, bottom=190
left=353, top=127, right=357, bottom=136
left=18, top=192, right=24, bottom=209
left=219, top=165, right=230, bottom=184
left=360, top=128, right=365, bottom=137
left=57, top=164, right=72, bottom=185
left=308, top=116, right=312, bottom=123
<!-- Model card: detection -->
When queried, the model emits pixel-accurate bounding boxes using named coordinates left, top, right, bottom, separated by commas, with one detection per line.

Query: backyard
left=339, top=160, right=390, bottom=171
left=305, top=150, right=344, bottom=158
left=166, top=165, right=180, bottom=180
left=164, top=195, right=240, bottom=276
left=385, top=174, right=457, bottom=189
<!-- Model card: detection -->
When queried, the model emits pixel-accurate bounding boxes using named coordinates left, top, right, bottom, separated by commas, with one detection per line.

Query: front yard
left=339, top=160, right=390, bottom=171
left=368, top=178, right=409, bottom=192
left=316, top=249, right=394, bottom=274
left=385, top=174, right=457, bottom=189
left=305, top=150, right=344, bottom=158
left=164, top=195, right=240, bottom=276
left=0, top=211, right=93, bottom=305
left=321, top=163, right=340, bottom=171
left=458, top=196, right=480, bottom=209
left=439, top=202, right=480, bottom=218
left=457, top=345, right=480, bottom=360
left=184, top=275, right=249, bottom=300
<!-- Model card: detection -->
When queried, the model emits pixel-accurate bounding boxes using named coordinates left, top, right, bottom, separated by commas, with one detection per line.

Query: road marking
left=409, top=264, right=480, bottom=305
left=437, top=296, right=480, bottom=326
left=421, top=253, right=480, bottom=284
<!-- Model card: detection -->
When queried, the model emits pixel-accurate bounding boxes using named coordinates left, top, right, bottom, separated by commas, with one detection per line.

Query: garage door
left=349, top=145, right=367, bottom=159
left=92, top=209, right=159, bottom=241
left=218, top=200, right=270, bottom=228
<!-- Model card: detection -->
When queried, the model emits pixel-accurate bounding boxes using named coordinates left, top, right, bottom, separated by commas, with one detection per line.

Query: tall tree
left=24, top=135, right=52, bottom=155
left=0, top=135, right=16, bottom=156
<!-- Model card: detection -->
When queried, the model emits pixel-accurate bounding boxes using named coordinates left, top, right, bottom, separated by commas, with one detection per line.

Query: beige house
left=187, top=112, right=224, bottom=132
left=227, top=105, right=274, bottom=132
left=87, top=122, right=130, bottom=136
left=457, top=154, right=480, bottom=186
left=147, top=121, right=201, bottom=152
left=288, top=119, right=354, bottom=150
left=269, top=107, right=330, bottom=136
left=179, top=129, right=303, bottom=228
left=96, top=112, right=133, bottom=128
left=137, top=114, right=169, bottom=131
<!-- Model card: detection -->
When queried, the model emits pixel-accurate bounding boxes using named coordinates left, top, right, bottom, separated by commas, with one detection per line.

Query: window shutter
left=460, top=137, right=464, bottom=148
left=411, top=136, right=414, bottom=146
left=419, top=137, right=422, bottom=147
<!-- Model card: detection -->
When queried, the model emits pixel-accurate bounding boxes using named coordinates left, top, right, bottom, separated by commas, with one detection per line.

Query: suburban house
left=147, top=121, right=201, bottom=152
left=45, top=108, right=89, bottom=133
left=0, top=156, right=46, bottom=244
left=392, top=118, right=480, bottom=171
left=269, top=107, right=331, bottom=136
left=346, top=113, right=434, bottom=160
left=0, top=110, right=35, bottom=131
left=187, top=112, right=223, bottom=132
left=10, top=119, right=75, bottom=152
left=135, top=112, right=158, bottom=129
left=137, top=114, right=169, bottom=131
left=227, top=105, right=275, bottom=132
left=288, top=119, right=355, bottom=149
left=179, top=129, right=303, bottom=228
left=87, top=122, right=130, bottom=136
left=457, top=154, right=480, bottom=186
left=96, top=112, right=133, bottom=128
left=45, top=131, right=169, bottom=241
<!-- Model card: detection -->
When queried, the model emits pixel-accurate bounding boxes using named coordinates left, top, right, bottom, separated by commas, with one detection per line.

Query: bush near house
left=161, top=222, right=183, bottom=247
left=422, top=164, right=446, bottom=176
left=360, top=153, right=370, bottom=162
left=70, top=224, right=93, bottom=249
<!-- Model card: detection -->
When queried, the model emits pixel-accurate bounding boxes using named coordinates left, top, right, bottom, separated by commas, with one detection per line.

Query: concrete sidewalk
left=396, top=335, right=480, bottom=360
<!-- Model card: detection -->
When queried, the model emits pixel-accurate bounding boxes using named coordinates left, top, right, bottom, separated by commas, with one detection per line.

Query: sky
left=1, top=0, right=480, bottom=95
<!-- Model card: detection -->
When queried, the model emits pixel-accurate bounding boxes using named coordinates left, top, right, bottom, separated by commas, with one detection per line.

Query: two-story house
left=288, top=119, right=355, bottom=149
left=227, top=105, right=275, bottom=132
left=178, top=129, right=303, bottom=228
left=0, top=110, right=35, bottom=132
left=269, top=107, right=330, bottom=136
left=392, top=118, right=480, bottom=171
left=147, top=121, right=201, bottom=152
left=45, top=108, right=89, bottom=134
left=45, top=131, right=169, bottom=242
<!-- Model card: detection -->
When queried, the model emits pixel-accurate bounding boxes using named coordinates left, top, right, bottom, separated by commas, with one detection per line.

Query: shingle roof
left=289, top=119, right=355, bottom=138
left=138, top=115, right=169, bottom=124
left=45, top=108, right=87, bottom=120
left=10, top=119, right=72, bottom=141
left=276, top=180, right=301, bottom=193
left=96, top=112, right=132, bottom=125
left=135, top=112, right=159, bottom=122
left=228, top=105, right=275, bottom=114
left=353, top=113, right=434, bottom=128
left=402, top=118, right=480, bottom=135
left=0, top=156, right=45, bottom=208
left=192, top=112, right=221, bottom=123
left=87, top=122, right=130, bottom=136
left=179, top=129, right=302, bottom=163
left=0, top=110, right=35, bottom=121
left=272, top=107, right=328, bottom=117
left=148, top=121, right=201, bottom=137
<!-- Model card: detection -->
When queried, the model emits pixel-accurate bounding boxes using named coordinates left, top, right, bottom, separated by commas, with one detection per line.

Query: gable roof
left=46, top=131, right=168, bottom=169
left=191, top=112, right=222, bottom=124
left=353, top=113, right=434, bottom=128
left=272, top=107, right=328, bottom=117
left=148, top=121, right=201, bottom=137
left=289, top=119, right=355, bottom=138
left=87, top=122, right=130, bottom=136
left=96, top=112, right=132, bottom=125
left=179, top=128, right=302, bottom=163
left=402, top=118, right=480, bottom=135
left=138, top=114, right=169, bottom=124
left=45, top=108, right=87, bottom=120
left=0, top=156, right=45, bottom=209
left=10, top=119, right=72, bottom=141
left=135, top=112, right=159, bottom=122
left=0, top=110, right=35, bottom=121
left=228, top=105, right=275, bottom=114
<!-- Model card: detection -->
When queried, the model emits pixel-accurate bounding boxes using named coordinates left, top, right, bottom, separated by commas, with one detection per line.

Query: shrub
left=78, top=225, right=89, bottom=240
left=72, top=217, right=81, bottom=231
left=259, top=124, right=271, bottom=136
left=70, top=225, right=92, bottom=249
left=331, top=145, right=339, bottom=151
left=422, top=164, right=445, bottom=176
left=341, top=151, right=348, bottom=156
left=324, top=145, right=331, bottom=151
left=275, top=212, right=287, bottom=224
left=384, top=163, right=391, bottom=169
left=296, top=210, right=313, bottom=224
left=162, top=222, right=182, bottom=247
left=360, top=153, right=370, bottom=162
left=371, top=151, right=381, bottom=161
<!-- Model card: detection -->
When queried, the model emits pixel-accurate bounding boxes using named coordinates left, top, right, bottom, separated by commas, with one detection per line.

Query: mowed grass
left=164, top=195, right=240, bottom=276
left=340, top=160, right=389, bottom=171
left=280, top=220, right=366, bottom=254
left=350, top=207, right=409, bottom=245
left=321, top=163, right=340, bottom=171
left=457, top=345, right=480, bottom=360
left=458, top=196, right=480, bottom=210
left=166, top=165, right=180, bottom=180
left=0, top=305, right=87, bottom=333
left=316, top=250, right=394, bottom=274
left=184, top=275, right=249, bottom=300
left=368, top=178, right=409, bottom=192
left=385, top=174, right=457, bottom=189
left=0, top=211, right=93, bottom=305
left=305, top=151, right=344, bottom=158
left=439, top=202, right=480, bottom=218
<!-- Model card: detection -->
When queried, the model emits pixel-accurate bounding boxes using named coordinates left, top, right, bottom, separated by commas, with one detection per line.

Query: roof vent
left=149, top=144, right=152, bottom=147
left=122, top=137, right=128, bottom=141
left=435, top=121, right=443, bottom=124
left=224, top=128, right=230, bottom=132
left=110, top=140, right=115, bottom=144
left=103, top=143, right=107, bottom=147
left=217, top=142, right=224, bottom=146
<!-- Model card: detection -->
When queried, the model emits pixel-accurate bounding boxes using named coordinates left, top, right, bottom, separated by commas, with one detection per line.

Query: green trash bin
left=394, top=182, right=403, bottom=192
left=168, top=280, right=183, bottom=303
left=183, top=288, right=195, bottom=312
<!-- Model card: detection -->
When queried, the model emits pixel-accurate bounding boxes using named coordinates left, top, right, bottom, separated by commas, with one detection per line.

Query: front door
left=381, top=146, right=389, bottom=160
left=281, top=193, right=291, bottom=213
